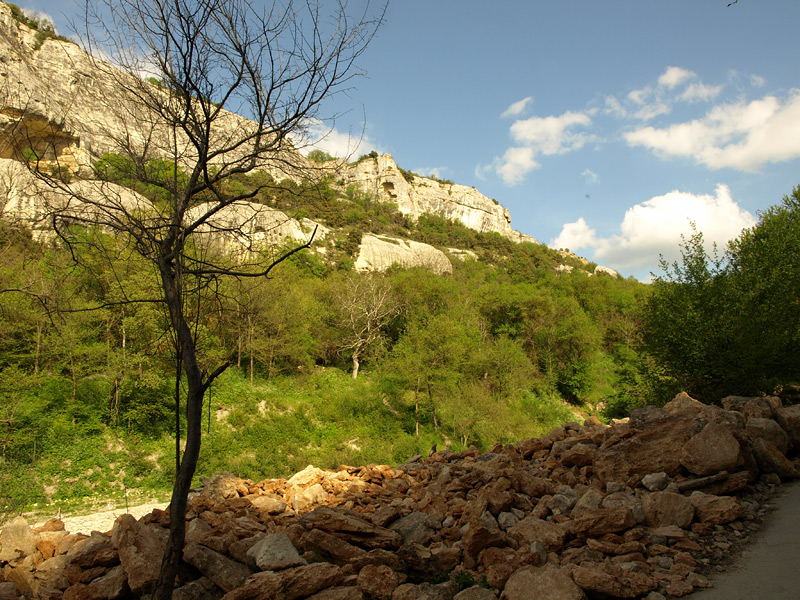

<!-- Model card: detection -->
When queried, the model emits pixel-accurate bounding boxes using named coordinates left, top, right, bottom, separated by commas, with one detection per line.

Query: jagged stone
left=183, top=543, right=253, bottom=593
left=751, top=438, right=799, bottom=479
left=689, top=493, right=742, bottom=525
left=247, top=534, right=306, bottom=571
left=300, top=507, right=402, bottom=550
left=110, top=515, right=165, bottom=593
left=0, top=518, right=35, bottom=563
left=502, top=564, right=586, bottom=600
left=356, top=564, right=401, bottom=600
left=680, top=422, right=742, bottom=477
left=642, top=492, right=695, bottom=529
left=746, top=418, right=790, bottom=455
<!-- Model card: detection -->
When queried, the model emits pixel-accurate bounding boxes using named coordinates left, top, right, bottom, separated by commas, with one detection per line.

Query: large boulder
left=680, top=422, right=742, bottom=476
left=111, top=515, right=166, bottom=593
left=642, top=492, right=695, bottom=528
left=0, top=517, right=36, bottom=563
left=746, top=418, right=790, bottom=455
left=594, top=417, right=694, bottom=483
left=501, top=564, right=586, bottom=600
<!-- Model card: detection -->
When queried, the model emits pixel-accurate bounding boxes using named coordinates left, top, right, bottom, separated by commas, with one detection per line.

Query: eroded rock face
left=341, top=155, right=536, bottom=245
left=3, top=391, right=798, bottom=600
left=354, top=233, right=453, bottom=275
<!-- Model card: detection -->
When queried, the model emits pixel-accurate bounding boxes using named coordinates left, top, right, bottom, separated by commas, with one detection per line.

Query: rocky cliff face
left=0, top=3, right=575, bottom=275
left=2, top=392, right=799, bottom=599
left=341, top=154, right=536, bottom=245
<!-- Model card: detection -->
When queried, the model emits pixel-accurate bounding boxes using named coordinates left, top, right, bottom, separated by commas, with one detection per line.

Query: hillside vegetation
left=2, top=143, right=800, bottom=523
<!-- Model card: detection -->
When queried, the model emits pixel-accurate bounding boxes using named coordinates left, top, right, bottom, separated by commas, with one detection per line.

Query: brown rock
left=751, top=438, right=799, bottom=479
left=0, top=517, right=36, bottom=562
left=356, top=564, right=400, bottom=600
left=69, top=532, right=115, bottom=569
left=690, top=493, right=742, bottom=525
left=508, top=517, right=568, bottom=552
left=570, top=507, right=635, bottom=536
left=307, top=587, right=365, bottom=600
left=501, top=564, right=586, bottom=600
left=594, top=418, right=693, bottom=483
left=742, top=397, right=777, bottom=420
left=462, top=523, right=507, bottom=558
left=111, top=515, right=166, bottom=593
left=642, top=492, right=695, bottom=529
left=561, top=444, right=596, bottom=467
left=302, top=528, right=366, bottom=564
left=663, top=392, right=707, bottom=418
left=220, top=571, right=282, bottom=600
left=281, top=563, right=344, bottom=600
left=775, top=404, right=800, bottom=448
left=572, top=565, right=630, bottom=598
left=300, top=507, right=402, bottom=550
left=246, top=494, right=288, bottom=515
left=183, top=542, right=253, bottom=593
left=680, top=422, right=741, bottom=477
left=665, top=580, right=694, bottom=597
left=746, top=418, right=790, bottom=455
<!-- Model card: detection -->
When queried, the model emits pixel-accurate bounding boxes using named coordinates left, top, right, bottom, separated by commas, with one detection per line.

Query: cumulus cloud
left=658, top=66, right=695, bottom=89
left=501, top=97, right=533, bottom=118
left=509, top=111, right=593, bottom=153
left=617, top=66, right=723, bottom=122
left=297, top=118, right=380, bottom=160
left=486, top=110, right=593, bottom=185
left=750, top=74, right=766, bottom=88
left=624, top=92, right=800, bottom=171
left=550, top=185, right=756, bottom=278
left=496, top=147, right=538, bottom=185
left=679, top=82, right=723, bottom=102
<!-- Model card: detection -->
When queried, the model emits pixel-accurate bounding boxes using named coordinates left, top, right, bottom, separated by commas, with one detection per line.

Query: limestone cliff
left=340, top=154, right=537, bottom=245
left=0, top=3, right=590, bottom=276
left=353, top=234, right=453, bottom=275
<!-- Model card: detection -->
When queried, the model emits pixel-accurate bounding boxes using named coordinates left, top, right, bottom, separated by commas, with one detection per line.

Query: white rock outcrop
left=341, top=155, right=537, bottom=245
left=354, top=234, right=452, bottom=275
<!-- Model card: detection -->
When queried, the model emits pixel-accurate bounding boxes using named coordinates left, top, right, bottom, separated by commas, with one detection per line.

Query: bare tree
left=336, top=273, right=399, bottom=379
left=6, top=0, right=385, bottom=596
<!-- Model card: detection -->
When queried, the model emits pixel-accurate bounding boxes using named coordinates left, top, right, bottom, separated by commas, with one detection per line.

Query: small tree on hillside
left=9, top=0, right=385, bottom=596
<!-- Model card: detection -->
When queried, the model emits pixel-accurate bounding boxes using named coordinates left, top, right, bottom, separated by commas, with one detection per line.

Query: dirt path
left=34, top=501, right=169, bottom=535
left=689, top=479, right=800, bottom=599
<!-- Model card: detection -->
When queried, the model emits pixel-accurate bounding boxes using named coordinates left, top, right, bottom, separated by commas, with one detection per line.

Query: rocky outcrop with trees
left=1, top=392, right=798, bottom=600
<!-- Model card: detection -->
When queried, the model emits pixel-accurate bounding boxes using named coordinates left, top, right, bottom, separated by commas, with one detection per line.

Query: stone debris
left=1, top=391, right=798, bottom=600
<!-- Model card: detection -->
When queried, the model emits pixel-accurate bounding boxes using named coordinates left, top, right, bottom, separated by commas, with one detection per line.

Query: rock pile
left=1, top=392, right=799, bottom=600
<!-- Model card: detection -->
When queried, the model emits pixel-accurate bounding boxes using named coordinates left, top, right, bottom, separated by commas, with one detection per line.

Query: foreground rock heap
left=1, top=392, right=799, bottom=600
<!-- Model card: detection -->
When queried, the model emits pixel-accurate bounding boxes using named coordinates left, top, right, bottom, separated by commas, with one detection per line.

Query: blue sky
left=24, top=0, right=800, bottom=280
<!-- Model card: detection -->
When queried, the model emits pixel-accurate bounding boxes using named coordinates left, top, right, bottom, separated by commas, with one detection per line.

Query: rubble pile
left=1, top=392, right=799, bottom=600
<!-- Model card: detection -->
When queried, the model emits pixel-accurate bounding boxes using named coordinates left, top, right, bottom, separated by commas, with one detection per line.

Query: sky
left=22, top=0, right=800, bottom=280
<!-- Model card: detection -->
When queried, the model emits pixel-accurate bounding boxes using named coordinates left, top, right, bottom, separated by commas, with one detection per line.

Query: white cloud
left=679, top=82, right=723, bottom=102
left=489, top=110, right=593, bottom=185
left=751, top=74, right=766, bottom=88
left=550, top=185, right=756, bottom=278
left=496, top=147, right=538, bottom=185
left=501, top=97, right=533, bottom=118
left=297, top=118, right=380, bottom=160
left=509, top=111, right=593, bottom=154
left=580, top=169, right=599, bottom=185
left=552, top=217, right=597, bottom=251
left=659, top=66, right=695, bottom=89
left=603, top=95, right=627, bottom=118
left=624, top=92, right=800, bottom=171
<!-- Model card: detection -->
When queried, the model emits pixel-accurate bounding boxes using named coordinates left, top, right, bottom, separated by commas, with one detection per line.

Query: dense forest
left=0, top=152, right=798, bottom=520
